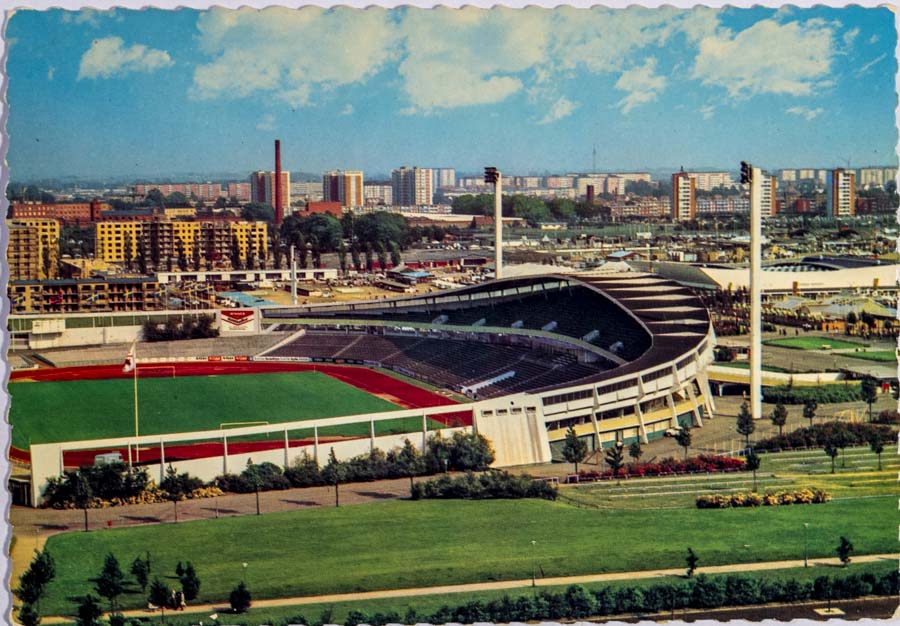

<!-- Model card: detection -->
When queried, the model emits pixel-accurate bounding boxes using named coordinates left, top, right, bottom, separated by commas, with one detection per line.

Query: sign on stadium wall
left=219, top=308, right=258, bottom=333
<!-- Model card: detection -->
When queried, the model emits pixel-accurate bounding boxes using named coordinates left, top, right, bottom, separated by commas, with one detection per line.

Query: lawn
left=842, top=350, right=897, bottom=363
left=64, top=561, right=897, bottom=626
left=40, top=496, right=896, bottom=616
left=563, top=446, right=900, bottom=509
left=762, top=337, right=868, bottom=351
left=718, top=362, right=793, bottom=373
left=8, top=372, right=401, bottom=448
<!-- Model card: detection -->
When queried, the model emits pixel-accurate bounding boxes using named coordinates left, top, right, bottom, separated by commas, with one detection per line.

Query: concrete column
left=313, top=425, right=320, bottom=465
left=159, top=441, right=166, bottom=482
left=422, top=414, right=428, bottom=451
left=284, top=428, right=290, bottom=467
left=590, top=386, right=602, bottom=452
left=290, top=245, right=297, bottom=306
left=666, top=392, right=679, bottom=429
left=633, top=402, right=650, bottom=444
left=750, top=165, right=763, bottom=420
left=370, top=420, right=375, bottom=452
left=127, top=443, right=132, bottom=468
left=685, top=379, right=704, bottom=427
left=223, top=435, right=229, bottom=475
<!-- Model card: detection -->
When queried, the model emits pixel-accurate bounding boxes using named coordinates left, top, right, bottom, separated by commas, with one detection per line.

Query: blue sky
left=4, top=5, right=897, bottom=180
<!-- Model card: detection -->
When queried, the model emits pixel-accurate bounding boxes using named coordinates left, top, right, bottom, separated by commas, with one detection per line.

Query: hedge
left=410, top=471, right=558, bottom=501
left=298, top=569, right=900, bottom=626
left=763, top=384, right=863, bottom=405
left=574, top=455, right=744, bottom=481
left=753, top=422, right=894, bottom=452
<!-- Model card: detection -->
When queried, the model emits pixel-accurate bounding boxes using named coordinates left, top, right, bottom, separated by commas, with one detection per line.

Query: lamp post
left=531, top=540, right=537, bottom=587
left=803, top=523, right=809, bottom=568
left=242, top=562, right=248, bottom=583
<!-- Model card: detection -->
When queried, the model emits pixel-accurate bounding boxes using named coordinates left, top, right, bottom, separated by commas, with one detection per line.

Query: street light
left=531, top=540, right=537, bottom=587
left=242, top=562, right=248, bottom=583
left=803, top=523, right=809, bottom=567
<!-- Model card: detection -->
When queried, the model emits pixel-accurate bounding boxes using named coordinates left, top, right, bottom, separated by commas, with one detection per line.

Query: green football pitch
left=762, top=337, right=868, bottom=350
left=7, top=372, right=403, bottom=448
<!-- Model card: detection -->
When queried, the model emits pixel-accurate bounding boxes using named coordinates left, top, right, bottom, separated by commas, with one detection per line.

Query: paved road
left=37, top=553, right=899, bottom=624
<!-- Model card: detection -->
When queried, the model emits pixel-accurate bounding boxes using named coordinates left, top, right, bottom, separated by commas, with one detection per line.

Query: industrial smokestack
left=274, top=139, right=283, bottom=225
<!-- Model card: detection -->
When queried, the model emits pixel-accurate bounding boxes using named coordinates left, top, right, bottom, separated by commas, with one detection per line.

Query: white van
left=94, top=452, right=123, bottom=465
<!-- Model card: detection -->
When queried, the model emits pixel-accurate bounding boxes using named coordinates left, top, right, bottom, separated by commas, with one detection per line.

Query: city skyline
left=4, top=5, right=897, bottom=180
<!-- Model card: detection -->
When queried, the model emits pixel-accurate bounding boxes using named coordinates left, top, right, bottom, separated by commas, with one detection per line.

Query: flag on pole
left=123, top=341, right=136, bottom=373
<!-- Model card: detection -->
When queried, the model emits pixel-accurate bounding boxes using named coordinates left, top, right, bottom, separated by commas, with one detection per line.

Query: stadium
left=13, top=270, right=716, bottom=506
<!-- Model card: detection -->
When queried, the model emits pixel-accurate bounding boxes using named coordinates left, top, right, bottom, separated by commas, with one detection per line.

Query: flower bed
left=572, top=455, right=745, bottom=482
left=696, top=488, right=830, bottom=509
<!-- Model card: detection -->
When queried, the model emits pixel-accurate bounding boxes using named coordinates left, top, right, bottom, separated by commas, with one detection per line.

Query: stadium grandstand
left=18, top=270, right=716, bottom=504
left=262, top=271, right=716, bottom=457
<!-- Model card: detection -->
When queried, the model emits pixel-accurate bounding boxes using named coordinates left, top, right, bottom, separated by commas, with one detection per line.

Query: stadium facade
left=22, top=271, right=716, bottom=505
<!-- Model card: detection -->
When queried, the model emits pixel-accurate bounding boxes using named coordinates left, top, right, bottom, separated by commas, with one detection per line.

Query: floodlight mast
left=742, top=161, right=763, bottom=422
left=485, top=166, right=502, bottom=279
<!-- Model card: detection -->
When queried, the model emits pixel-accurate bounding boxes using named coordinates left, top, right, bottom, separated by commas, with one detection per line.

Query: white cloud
left=856, top=53, right=887, bottom=76
left=869, top=34, right=879, bottom=44
left=191, top=7, right=399, bottom=107
left=340, top=104, right=354, bottom=116
left=842, top=27, right=859, bottom=46
left=691, top=18, right=836, bottom=98
left=538, top=96, right=578, bottom=124
left=699, top=105, right=716, bottom=119
left=61, top=9, right=121, bottom=27
left=78, top=36, right=173, bottom=80
left=615, top=57, right=667, bottom=113
left=786, top=105, right=824, bottom=121
left=47, top=66, right=55, bottom=81
left=256, top=113, right=275, bottom=131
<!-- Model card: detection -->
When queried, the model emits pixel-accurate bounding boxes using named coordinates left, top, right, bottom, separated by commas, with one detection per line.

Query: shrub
left=411, top=471, right=558, bottom=501
left=763, top=384, right=863, bottom=405
left=754, top=422, right=894, bottom=452
left=576, top=454, right=744, bottom=481
left=696, top=488, right=830, bottom=509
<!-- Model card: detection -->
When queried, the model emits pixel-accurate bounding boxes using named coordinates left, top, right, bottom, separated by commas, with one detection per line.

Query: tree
left=736, top=401, right=755, bottom=447
left=627, top=441, right=643, bottom=465
left=860, top=376, right=878, bottom=423
left=561, top=426, right=588, bottom=474
left=131, top=553, right=151, bottom=593
left=824, top=440, right=839, bottom=474
left=241, top=203, right=275, bottom=223
left=137, top=239, right=148, bottom=275
left=94, top=553, right=127, bottom=612
left=685, top=548, right=699, bottom=578
left=76, top=594, right=104, bottom=626
left=803, top=398, right=818, bottom=428
left=192, top=240, right=201, bottom=272
left=837, top=536, right=854, bottom=567
left=350, top=243, right=362, bottom=272
left=833, top=428, right=853, bottom=468
left=148, top=578, right=170, bottom=623
left=868, top=431, right=885, bottom=471
left=167, top=192, right=189, bottom=206
left=376, top=241, right=388, bottom=269
left=744, top=447, right=761, bottom=492
left=229, top=581, right=252, bottom=613
left=180, top=562, right=201, bottom=601
left=605, top=444, right=625, bottom=477
left=770, top=402, right=788, bottom=437
left=338, top=241, right=348, bottom=275
left=74, top=472, right=93, bottom=532
left=389, top=241, right=402, bottom=267
left=845, top=311, right=858, bottom=326
left=395, top=439, right=425, bottom=490
left=674, top=428, right=692, bottom=460
left=321, top=448, right=346, bottom=507
left=18, top=603, right=41, bottom=626
left=16, top=548, right=55, bottom=623
left=176, top=238, right=188, bottom=272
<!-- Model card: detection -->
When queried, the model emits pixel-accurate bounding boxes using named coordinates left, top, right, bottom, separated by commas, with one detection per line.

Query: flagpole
left=134, top=342, right=140, bottom=463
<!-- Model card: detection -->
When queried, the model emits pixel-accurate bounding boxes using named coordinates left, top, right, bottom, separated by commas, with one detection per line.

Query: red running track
left=10, top=361, right=471, bottom=467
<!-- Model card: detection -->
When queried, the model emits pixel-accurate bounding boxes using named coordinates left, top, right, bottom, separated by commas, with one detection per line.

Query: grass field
left=68, top=561, right=898, bottom=626
left=718, top=362, right=793, bottom=373
left=762, top=337, right=868, bottom=351
left=40, top=494, right=895, bottom=616
left=562, top=446, right=899, bottom=510
left=8, top=372, right=401, bottom=448
left=842, top=350, right=897, bottom=363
